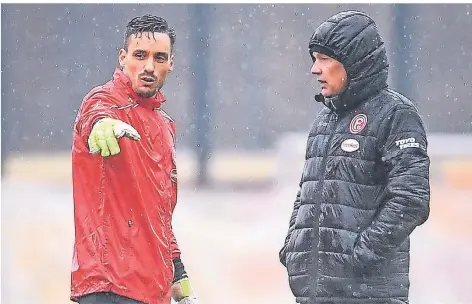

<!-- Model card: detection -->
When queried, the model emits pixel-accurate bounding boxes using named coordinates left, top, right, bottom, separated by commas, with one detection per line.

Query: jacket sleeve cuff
left=279, top=245, right=288, bottom=267
left=172, top=257, right=188, bottom=283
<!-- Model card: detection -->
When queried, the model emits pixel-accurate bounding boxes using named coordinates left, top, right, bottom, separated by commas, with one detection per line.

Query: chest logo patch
left=349, top=113, right=367, bottom=134
left=341, top=138, right=360, bottom=153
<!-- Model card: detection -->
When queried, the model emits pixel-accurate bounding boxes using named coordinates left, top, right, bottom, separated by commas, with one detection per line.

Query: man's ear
left=118, top=48, right=127, bottom=68
left=169, top=54, right=174, bottom=72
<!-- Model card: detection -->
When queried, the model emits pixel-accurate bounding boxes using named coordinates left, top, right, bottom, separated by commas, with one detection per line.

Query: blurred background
left=1, top=3, right=472, bottom=304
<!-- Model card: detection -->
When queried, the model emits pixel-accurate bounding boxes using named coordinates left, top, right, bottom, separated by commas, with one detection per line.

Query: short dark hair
left=123, top=14, right=176, bottom=52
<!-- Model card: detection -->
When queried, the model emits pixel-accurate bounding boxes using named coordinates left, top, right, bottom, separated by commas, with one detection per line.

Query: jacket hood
left=309, top=11, right=389, bottom=112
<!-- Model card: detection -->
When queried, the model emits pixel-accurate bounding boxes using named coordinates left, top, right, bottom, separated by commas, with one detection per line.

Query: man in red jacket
left=71, top=14, right=197, bottom=304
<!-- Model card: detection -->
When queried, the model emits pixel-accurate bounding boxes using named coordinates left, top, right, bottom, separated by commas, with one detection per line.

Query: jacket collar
left=112, top=68, right=166, bottom=109
left=314, top=71, right=387, bottom=114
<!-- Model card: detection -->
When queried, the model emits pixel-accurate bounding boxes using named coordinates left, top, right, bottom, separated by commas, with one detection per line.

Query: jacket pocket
left=82, top=220, right=110, bottom=266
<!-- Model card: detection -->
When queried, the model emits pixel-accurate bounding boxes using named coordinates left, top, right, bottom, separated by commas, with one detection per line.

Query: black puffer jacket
left=279, top=11, right=430, bottom=304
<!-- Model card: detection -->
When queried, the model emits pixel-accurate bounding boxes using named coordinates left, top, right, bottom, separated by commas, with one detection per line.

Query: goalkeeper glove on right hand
left=88, top=118, right=141, bottom=157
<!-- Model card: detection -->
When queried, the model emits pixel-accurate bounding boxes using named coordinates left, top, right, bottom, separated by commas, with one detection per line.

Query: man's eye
left=135, top=53, right=145, bottom=59
left=155, top=56, right=166, bottom=62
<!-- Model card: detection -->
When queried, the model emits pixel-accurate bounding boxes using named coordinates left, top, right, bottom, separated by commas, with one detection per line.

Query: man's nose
left=144, top=58, right=154, bottom=73
left=311, top=63, right=321, bottom=75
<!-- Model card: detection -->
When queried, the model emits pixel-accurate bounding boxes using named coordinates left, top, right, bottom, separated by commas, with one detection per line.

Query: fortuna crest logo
left=349, top=114, right=368, bottom=134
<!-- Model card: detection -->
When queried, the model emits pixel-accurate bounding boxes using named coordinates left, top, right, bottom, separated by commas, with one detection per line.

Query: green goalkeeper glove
left=88, top=118, right=141, bottom=157
left=172, top=278, right=198, bottom=303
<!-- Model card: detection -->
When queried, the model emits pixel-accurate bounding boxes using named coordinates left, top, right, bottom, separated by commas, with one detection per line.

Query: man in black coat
left=279, top=11, right=430, bottom=304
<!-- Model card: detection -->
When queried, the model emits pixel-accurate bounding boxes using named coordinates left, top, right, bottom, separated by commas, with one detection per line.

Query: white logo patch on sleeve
left=395, top=137, right=420, bottom=149
left=341, top=138, right=360, bottom=152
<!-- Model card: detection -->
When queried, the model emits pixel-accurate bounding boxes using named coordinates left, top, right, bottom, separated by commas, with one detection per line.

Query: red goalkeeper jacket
left=70, top=69, right=180, bottom=304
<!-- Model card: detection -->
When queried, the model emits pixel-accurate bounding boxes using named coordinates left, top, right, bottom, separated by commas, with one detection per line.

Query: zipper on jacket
left=311, top=111, right=338, bottom=296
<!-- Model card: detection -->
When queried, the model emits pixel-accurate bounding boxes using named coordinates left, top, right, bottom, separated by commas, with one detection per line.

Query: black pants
left=77, top=292, right=145, bottom=304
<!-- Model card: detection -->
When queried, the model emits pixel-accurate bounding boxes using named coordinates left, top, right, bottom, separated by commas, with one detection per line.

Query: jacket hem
left=71, top=282, right=171, bottom=304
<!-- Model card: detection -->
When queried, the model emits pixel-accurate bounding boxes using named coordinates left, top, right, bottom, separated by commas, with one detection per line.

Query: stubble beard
left=137, top=89, right=157, bottom=98
left=136, top=82, right=164, bottom=98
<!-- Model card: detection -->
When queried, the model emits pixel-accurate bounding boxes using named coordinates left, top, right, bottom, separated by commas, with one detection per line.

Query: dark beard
left=137, top=90, right=156, bottom=98
left=136, top=82, right=164, bottom=98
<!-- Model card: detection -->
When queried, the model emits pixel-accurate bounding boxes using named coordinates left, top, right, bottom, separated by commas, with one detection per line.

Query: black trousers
left=77, top=292, right=145, bottom=304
